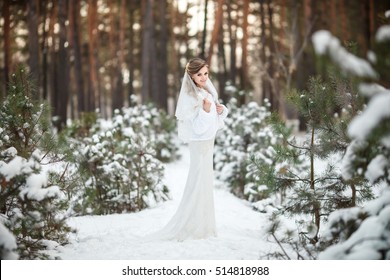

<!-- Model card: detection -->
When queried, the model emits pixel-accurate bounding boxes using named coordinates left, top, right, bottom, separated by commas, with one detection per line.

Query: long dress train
left=147, top=138, right=216, bottom=241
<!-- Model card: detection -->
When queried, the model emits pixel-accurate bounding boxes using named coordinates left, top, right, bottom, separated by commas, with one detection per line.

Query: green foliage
left=214, top=91, right=285, bottom=201
left=0, top=67, right=179, bottom=258
left=62, top=111, right=98, bottom=139
left=264, top=212, right=319, bottom=260
left=0, top=68, right=51, bottom=158
left=0, top=67, right=73, bottom=259
left=316, top=25, right=390, bottom=259
left=110, top=103, right=179, bottom=163
left=62, top=103, right=178, bottom=216
left=251, top=73, right=374, bottom=259
left=250, top=112, right=304, bottom=195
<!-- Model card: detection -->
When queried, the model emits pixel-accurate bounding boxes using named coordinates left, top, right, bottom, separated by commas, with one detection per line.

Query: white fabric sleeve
left=192, top=107, right=214, bottom=135
left=216, top=105, right=228, bottom=129
left=218, top=105, right=228, bottom=120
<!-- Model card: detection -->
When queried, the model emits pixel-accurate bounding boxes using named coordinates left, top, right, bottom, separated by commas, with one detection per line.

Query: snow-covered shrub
left=0, top=68, right=72, bottom=259
left=320, top=187, right=390, bottom=259
left=110, top=102, right=179, bottom=163
left=253, top=74, right=375, bottom=259
left=63, top=102, right=176, bottom=215
left=313, top=24, right=390, bottom=259
left=214, top=94, right=284, bottom=201
left=73, top=128, right=169, bottom=215
left=0, top=218, right=18, bottom=259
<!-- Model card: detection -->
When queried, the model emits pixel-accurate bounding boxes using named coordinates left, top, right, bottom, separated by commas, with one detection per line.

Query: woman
left=150, top=58, right=228, bottom=241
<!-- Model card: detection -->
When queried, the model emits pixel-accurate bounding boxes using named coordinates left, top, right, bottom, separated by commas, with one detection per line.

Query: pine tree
left=313, top=22, right=390, bottom=259
left=0, top=67, right=72, bottom=259
left=253, top=74, right=372, bottom=259
left=214, top=91, right=285, bottom=201
left=63, top=99, right=177, bottom=215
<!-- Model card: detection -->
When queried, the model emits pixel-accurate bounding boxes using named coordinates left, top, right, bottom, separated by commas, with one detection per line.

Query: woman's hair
left=185, top=58, right=208, bottom=76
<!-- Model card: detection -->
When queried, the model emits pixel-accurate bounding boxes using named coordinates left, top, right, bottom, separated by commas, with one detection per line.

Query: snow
left=20, top=173, right=62, bottom=201
left=1, top=147, right=17, bottom=157
left=312, top=30, right=377, bottom=79
left=52, top=145, right=275, bottom=260
left=320, top=191, right=390, bottom=260
left=365, top=155, right=387, bottom=183
left=375, top=25, right=390, bottom=42
left=0, top=156, right=28, bottom=180
left=0, top=222, right=19, bottom=260
left=367, top=50, right=376, bottom=63
left=358, top=82, right=386, bottom=97
left=381, top=135, right=390, bottom=148
left=311, top=30, right=331, bottom=54
left=365, top=188, right=390, bottom=215
left=348, top=91, right=390, bottom=140
left=320, top=184, right=390, bottom=260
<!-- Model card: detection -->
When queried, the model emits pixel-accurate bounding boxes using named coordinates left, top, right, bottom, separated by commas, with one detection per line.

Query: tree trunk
left=150, top=27, right=159, bottom=107
left=27, top=0, right=40, bottom=99
left=339, top=0, right=348, bottom=42
left=368, top=0, right=375, bottom=47
left=358, top=0, right=368, bottom=54
left=267, top=0, right=278, bottom=113
left=40, top=0, right=49, bottom=100
left=259, top=0, right=270, bottom=103
left=116, top=0, right=126, bottom=109
left=67, top=0, right=75, bottom=119
left=56, top=0, right=70, bottom=129
left=109, top=0, right=117, bottom=113
left=330, top=0, right=337, bottom=36
left=2, top=0, right=11, bottom=97
left=226, top=0, right=237, bottom=86
left=48, top=2, right=57, bottom=115
left=200, top=0, right=209, bottom=59
left=70, top=0, right=86, bottom=114
left=291, top=0, right=303, bottom=90
left=310, top=125, right=320, bottom=242
left=158, top=0, right=168, bottom=111
left=217, top=11, right=227, bottom=101
left=141, top=0, right=153, bottom=103
left=87, top=0, right=99, bottom=111
left=241, top=0, right=249, bottom=91
left=128, top=0, right=135, bottom=105
left=207, top=0, right=224, bottom=65
left=278, top=0, right=286, bottom=54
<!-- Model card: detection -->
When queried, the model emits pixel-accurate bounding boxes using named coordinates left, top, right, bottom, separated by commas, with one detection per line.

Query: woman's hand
left=203, top=98, right=212, bottom=112
left=216, top=104, right=224, bottom=115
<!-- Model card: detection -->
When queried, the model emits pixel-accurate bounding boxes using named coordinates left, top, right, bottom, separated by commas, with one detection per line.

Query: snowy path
left=55, top=145, right=274, bottom=260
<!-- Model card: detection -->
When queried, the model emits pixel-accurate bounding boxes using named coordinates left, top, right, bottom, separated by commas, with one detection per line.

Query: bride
left=149, top=58, right=228, bottom=241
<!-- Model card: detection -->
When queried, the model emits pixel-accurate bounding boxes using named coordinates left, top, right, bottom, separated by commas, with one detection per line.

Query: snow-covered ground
left=53, top=145, right=275, bottom=260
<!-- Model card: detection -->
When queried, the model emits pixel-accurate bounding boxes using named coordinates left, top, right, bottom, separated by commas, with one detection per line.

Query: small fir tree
left=253, top=74, right=372, bottom=259
left=214, top=94, right=285, bottom=201
left=0, top=67, right=73, bottom=259
left=62, top=100, right=176, bottom=215
left=312, top=22, right=390, bottom=259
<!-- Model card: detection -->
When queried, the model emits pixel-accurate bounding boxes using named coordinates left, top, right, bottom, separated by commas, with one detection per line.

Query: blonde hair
left=185, top=58, right=208, bottom=76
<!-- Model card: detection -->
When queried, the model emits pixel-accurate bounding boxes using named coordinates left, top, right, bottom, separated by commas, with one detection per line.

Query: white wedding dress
left=152, top=138, right=217, bottom=241
left=147, top=80, right=228, bottom=241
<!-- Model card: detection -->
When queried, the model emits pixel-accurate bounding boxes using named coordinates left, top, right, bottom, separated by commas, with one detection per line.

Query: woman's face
left=192, top=66, right=208, bottom=88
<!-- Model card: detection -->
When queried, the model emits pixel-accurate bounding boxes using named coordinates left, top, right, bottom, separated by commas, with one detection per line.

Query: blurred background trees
left=1, top=0, right=389, bottom=129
